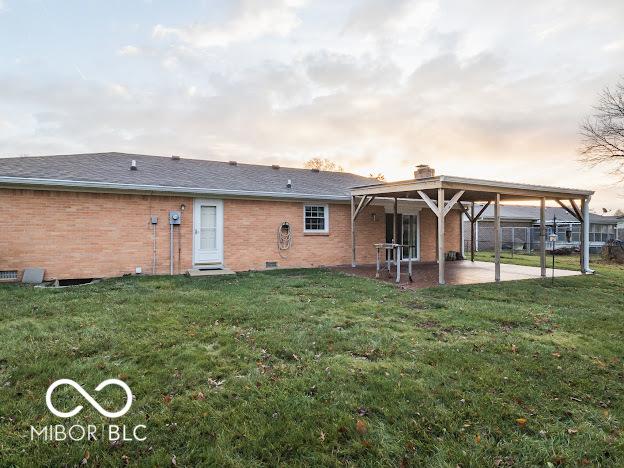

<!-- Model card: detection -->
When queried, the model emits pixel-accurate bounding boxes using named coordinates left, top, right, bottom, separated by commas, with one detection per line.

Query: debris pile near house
left=601, top=240, right=624, bottom=263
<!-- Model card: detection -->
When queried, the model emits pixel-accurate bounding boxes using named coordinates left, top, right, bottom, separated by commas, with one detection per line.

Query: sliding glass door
left=401, top=214, right=419, bottom=259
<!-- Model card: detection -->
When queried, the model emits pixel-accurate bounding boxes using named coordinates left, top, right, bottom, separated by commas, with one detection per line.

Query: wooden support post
left=396, top=245, right=401, bottom=283
left=540, top=197, right=546, bottom=277
left=581, top=196, right=592, bottom=273
left=494, top=193, right=501, bottom=282
left=392, top=197, right=398, bottom=267
left=438, top=188, right=445, bottom=285
left=375, top=246, right=380, bottom=278
left=470, top=202, right=476, bottom=262
left=392, top=197, right=398, bottom=244
left=351, top=195, right=356, bottom=267
left=408, top=246, right=413, bottom=281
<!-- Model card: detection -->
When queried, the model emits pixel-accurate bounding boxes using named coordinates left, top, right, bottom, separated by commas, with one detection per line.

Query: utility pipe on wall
left=170, top=223, right=174, bottom=275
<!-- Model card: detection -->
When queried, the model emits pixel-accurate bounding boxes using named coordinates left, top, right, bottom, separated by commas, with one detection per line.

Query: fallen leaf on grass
left=207, top=378, right=225, bottom=388
left=319, top=431, right=325, bottom=442
left=475, top=434, right=481, bottom=444
left=511, top=344, right=518, bottom=354
left=567, top=428, right=578, bottom=435
left=194, top=392, right=206, bottom=401
left=516, top=418, right=527, bottom=427
left=171, top=454, right=177, bottom=466
left=361, top=439, right=371, bottom=448
left=163, top=395, right=173, bottom=405
left=551, top=352, right=561, bottom=358
left=356, top=419, right=368, bottom=434
left=80, top=450, right=90, bottom=465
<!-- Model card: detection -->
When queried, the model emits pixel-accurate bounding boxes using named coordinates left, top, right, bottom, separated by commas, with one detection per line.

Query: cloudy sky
left=1, top=0, right=623, bottom=209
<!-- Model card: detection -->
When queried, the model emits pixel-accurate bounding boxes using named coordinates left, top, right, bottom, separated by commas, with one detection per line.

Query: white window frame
left=303, top=204, right=329, bottom=233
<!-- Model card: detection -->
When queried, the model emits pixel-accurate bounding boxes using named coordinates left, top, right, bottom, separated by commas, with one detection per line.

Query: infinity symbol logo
left=45, top=379, right=133, bottom=419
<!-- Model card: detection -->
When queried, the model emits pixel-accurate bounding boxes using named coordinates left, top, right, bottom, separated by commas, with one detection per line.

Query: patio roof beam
left=556, top=199, right=582, bottom=222
left=417, top=190, right=439, bottom=213
left=353, top=195, right=375, bottom=221
left=442, top=190, right=465, bottom=217
left=569, top=199, right=583, bottom=222
left=352, top=176, right=593, bottom=201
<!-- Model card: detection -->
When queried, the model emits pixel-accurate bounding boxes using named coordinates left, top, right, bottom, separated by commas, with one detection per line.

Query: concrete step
left=186, top=268, right=236, bottom=277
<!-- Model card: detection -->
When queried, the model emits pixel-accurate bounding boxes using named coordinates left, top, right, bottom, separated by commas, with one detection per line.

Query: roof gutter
left=0, top=176, right=351, bottom=201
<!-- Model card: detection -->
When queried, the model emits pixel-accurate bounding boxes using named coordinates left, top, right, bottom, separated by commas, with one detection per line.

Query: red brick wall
left=0, top=188, right=462, bottom=279
left=0, top=188, right=194, bottom=280
left=223, top=199, right=385, bottom=271
left=419, top=209, right=462, bottom=262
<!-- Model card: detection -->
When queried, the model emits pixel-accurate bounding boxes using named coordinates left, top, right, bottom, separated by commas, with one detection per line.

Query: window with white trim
left=304, top=204, right=329, bottom=233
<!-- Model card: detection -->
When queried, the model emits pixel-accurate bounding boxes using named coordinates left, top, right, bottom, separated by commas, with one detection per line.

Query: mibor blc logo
left=31, top=378, right=146, bottom=442
left=46, top=378, right=133, bottom=418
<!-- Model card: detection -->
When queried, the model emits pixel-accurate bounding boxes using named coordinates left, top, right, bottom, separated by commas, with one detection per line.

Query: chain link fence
left=464, top=225, right=581, bottom=254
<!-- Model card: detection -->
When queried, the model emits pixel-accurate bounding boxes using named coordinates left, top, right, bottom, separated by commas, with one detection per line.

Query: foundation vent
left=265, top=261, right=278, bottom=269
left=0, top=270, right=18, bottom=281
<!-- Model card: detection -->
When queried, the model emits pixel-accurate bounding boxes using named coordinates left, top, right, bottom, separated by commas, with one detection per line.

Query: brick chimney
left=414, top=164, right=435, bottom=179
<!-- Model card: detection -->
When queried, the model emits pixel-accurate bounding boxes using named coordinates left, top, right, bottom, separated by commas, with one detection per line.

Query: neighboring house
left=0, top=152, right=463, bottom=281
left=463, top=204, right=619, bottom=253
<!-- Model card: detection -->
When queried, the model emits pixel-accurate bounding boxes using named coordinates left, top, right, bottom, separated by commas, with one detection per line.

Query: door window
left=401, top=215, right=418, bottom=258
left=200, top=206, right=217, bottom=250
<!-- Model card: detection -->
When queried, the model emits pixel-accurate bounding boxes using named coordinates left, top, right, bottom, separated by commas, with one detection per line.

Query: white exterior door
left=193, top=199, right=224, bottom=266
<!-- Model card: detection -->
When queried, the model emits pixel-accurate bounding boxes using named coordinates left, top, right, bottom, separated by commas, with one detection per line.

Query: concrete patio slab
left=332, top=261, right=582, bottom=289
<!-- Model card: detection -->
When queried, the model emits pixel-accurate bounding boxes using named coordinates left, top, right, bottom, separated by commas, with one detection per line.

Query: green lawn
left=1, top=261, right=623, bottom=466
left=473, top=250, right=598, bottom=271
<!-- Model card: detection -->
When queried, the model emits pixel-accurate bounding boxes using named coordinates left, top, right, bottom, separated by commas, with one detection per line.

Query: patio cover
left=350, top=175, right=595, bottom=285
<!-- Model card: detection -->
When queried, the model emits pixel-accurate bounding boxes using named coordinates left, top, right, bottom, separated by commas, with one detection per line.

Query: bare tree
left=580, top=80, right=624, bottom=177
left=304, top=157, right=344, bottom=172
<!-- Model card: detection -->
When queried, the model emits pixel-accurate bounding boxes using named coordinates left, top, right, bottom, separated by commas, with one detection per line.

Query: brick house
left=0, top=153, right=462, bottom=281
